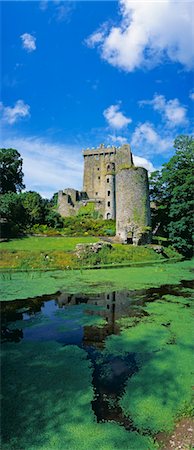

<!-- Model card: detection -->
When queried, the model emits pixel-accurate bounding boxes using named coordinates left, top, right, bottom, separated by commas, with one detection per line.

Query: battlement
left=83, top=144, right=117, bottom=157
left=82, top=143, right=133, bottom=158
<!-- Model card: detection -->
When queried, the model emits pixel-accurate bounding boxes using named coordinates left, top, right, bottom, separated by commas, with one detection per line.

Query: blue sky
left=1, top=0, right=194, bottom=198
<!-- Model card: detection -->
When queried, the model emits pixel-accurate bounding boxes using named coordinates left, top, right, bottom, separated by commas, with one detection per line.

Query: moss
left=77, top=202, right=95, bottom=217
left=117, top=164, right=134, bottom=171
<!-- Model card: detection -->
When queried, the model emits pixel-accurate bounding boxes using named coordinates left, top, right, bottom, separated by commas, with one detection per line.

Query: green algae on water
left=103, top=292, right=194, bottom=434
left=1, top=341, right=156, bottom=450
left=1, top=259, right=193, bottom=301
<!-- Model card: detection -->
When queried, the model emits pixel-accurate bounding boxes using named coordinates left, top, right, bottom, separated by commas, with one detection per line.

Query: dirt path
left=157, top=418, right=194, bottom=449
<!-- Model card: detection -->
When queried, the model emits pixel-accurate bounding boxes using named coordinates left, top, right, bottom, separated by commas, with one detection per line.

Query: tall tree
left=20, top=191, right=44, bottom=226
left=0, top=148, right=25, bottom=194
left=0, top=193, right=27, bottom=237
left=150, top=135, right=194, bottom=256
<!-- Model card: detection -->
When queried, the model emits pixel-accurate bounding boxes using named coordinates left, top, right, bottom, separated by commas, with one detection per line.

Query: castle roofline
left=82, top=143, right=132, bottom=156
left=82, top=145, right=117, bottom=156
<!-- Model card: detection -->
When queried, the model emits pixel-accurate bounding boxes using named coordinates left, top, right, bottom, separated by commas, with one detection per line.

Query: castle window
left=96, top=192, right=98, bottom=196
left=97, top=167, right=100, bottom=171
left=98, top=176, right=100, bottom=180
left=107, top=178, right=109, bottom=183
left=107, top=213, right=111, bottom=219
left=107, top=190, right=110, bottom=196
left=107, top=201, right=110, bottom=207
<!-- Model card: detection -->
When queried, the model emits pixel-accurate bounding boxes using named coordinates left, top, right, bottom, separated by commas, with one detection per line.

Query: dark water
left=1, top=278, right=193, bottom=427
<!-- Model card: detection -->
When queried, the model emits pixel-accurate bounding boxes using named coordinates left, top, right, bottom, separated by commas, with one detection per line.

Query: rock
left=75, top=241, right=112, bottom=258
left=152, top=245, right=164, bottom=254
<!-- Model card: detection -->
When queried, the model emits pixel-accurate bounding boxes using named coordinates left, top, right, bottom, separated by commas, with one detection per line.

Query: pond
left=1, top=278, right=193, bottom=450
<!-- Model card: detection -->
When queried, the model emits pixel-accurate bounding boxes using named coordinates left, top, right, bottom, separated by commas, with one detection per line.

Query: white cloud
left=40, top=0, right=74, bottom=22
left=20, top=33, right=36, bottom=52
left=131, top=122, right=173, bottom=156
left=0, top=100, right=30, bottom=125
left=103, top=104, right=132, bottom=129
left=0, top=130, right=158, bottom=197
left=108, top=135, right=128, bottom=145
left=140, top=94, right=188, bottom=127
left=133, top=156, right=155, bottom=173
left=86, top=0, right=194, bottom=72
left=189, top=91, right=194, bottom=101
left=107, top=134, right=155, bottom=171
left=0, top=135, right=83, bottom=198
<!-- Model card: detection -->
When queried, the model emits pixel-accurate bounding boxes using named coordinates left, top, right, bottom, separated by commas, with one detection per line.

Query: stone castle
left=58, top=143, right=151, bottom=244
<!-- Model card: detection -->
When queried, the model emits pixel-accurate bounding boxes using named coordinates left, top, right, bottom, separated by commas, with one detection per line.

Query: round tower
left=116, top=166, right=151, bottom=244
left=104, top=163, right=116, bottom=219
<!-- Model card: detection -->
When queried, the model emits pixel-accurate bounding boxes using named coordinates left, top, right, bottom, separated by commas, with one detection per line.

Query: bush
left=62, top=216, right=116, bottom=237
left=29, top=224, right=61, bottom=236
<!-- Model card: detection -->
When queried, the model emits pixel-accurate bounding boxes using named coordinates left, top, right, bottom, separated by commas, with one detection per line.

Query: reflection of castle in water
left=1, top=290, right=145, bottom=347
left=56, top=291, right=143, bottom=348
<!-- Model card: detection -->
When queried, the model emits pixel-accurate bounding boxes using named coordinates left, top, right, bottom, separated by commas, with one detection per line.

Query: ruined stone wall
left=58, top=190, right=77, bottom=217
left=116, top=167, right=151, bottom=244
left=58, top=189, right=105, bottom=218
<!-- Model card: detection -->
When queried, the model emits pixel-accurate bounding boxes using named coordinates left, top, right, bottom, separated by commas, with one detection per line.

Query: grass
left=0, top=236, right=98, bottom=252
left=0, top=236, right=181, bottom=270
left=1, top=341, right=156, bottom=450
left=1, top=259, right=193, bottom=301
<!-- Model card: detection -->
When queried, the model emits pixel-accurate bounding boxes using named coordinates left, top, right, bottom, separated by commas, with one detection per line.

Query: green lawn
left=0, top=236, right=98, bottom=252
left=0, top=236, right=181, bottom=271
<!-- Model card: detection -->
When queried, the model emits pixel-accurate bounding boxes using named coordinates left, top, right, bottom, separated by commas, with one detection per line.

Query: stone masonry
left=58, top=143, right=151, bottom=244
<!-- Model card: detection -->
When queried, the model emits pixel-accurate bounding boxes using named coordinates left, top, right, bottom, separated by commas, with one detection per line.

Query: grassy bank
left=1, top=259, right=193, bottom=301
left=0, top=236, right=180, bottom=270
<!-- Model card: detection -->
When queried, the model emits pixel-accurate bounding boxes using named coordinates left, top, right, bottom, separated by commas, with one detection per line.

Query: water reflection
left=1, top=279, right=193, bottom=347
left=1, top=279, right=193, bottom=427
left=1, top=290, right=146, bottom=346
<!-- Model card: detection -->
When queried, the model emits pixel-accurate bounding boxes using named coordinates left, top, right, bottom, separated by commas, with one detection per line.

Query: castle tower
left=116, top=166, right=151, bottom=244
left=83, top=144, right=116, bottom=200
left=58, top=143, right=151, bottom=245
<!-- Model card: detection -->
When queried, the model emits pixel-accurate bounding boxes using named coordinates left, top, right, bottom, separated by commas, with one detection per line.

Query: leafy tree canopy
left=0, top=192, right=27, bottom=237
left=150, top=135, right=194, bottom=256
left=0, top=148, right=25, bottom=194
left=20, top=191, right=45, bottom=226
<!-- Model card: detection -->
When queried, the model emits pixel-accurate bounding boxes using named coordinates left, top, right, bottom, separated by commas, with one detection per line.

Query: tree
left=44, top=209, right=64, bottom=228
left=20, top=191, right=45, bottom=226
left=149, top=170, right=170, bottom=236
left=49, top=192, right=58, bottom=207
left=150, top=135, right=194, bottom=256
left=0, top=148, right=25, bottom=194
left=0, top=193, right=27, bottom=237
